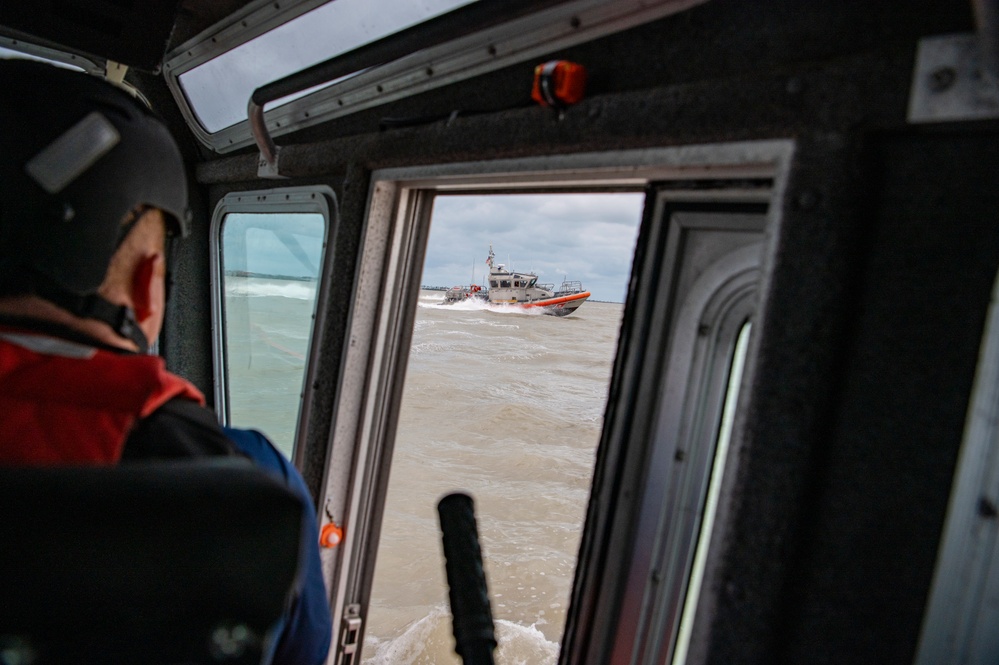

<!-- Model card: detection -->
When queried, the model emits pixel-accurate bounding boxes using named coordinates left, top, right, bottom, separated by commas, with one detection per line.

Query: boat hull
left=515, top=291, right=590, bottom=316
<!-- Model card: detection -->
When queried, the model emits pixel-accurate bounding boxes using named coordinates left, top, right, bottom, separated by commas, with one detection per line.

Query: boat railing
left=555, top=280, right=584, bottom=295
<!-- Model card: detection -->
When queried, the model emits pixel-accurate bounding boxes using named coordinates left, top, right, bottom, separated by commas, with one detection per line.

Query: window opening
left=218, top=210, right=326, bottom=458
left=361, top=191, right=644, bottom=663
left=178, top=0, right=477, bottom=133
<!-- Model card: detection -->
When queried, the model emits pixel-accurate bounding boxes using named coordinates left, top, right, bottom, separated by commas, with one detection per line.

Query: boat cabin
left=2, top=0, right=999, bottom=663
left=489, top=265, right=547, bottom=302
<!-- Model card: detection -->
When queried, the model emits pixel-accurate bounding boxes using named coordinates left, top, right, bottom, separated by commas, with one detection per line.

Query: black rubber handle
left=438, top=492, right=497, bottom=665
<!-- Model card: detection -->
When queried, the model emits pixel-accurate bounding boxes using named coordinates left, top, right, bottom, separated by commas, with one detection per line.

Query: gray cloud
left=222, top=212, right=325, bottom=277
left=178, top=0, right=476, bottom=131
left=423, top=193, right=644, bottom=302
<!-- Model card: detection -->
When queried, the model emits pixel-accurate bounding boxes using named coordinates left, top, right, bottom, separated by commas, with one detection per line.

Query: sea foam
left=362, top=605, right=559, bottom=665
left=226, top=278, right=316, bottom=300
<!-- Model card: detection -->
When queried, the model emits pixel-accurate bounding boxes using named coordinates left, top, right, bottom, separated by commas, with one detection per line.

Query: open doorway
left=361, top=192, right=644, bottom=663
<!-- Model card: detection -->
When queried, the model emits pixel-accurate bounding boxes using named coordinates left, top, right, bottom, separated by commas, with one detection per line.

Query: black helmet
left=0, top=59, right=190, bottom=350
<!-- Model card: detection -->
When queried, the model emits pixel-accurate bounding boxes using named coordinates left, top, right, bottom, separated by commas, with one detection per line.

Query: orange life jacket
left=0, top=329, right=205, bottom=465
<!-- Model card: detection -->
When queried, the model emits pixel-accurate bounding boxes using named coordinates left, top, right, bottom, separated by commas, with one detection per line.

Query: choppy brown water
left=362, top=290, right=624, bottom=664
left=225, top=281, right=624, bottom=663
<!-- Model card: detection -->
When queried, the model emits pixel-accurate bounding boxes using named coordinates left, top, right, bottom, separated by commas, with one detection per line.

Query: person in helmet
left=0, top=60, right=332, bottom=664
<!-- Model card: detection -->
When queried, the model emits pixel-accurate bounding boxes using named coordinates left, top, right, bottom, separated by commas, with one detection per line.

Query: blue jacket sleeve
left=223, top=427, right=333, bottom=665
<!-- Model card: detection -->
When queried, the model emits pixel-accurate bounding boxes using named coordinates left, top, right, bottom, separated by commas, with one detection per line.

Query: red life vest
left=0, top=329, right=205, bottom=465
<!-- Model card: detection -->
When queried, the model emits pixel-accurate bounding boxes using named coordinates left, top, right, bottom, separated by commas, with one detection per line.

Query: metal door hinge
left=334, top=604, right=363, bottom=665
left=909, top=33, right=999, bottom=123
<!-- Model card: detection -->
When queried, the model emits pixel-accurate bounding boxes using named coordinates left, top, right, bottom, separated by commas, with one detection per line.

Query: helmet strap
left=33, top=283, right=150, bottom=353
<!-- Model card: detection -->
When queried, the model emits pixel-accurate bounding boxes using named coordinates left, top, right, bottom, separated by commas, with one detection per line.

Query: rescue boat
left=442, top=246, right=590, bottom=316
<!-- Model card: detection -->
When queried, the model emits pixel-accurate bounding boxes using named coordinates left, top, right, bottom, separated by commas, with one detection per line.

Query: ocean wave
left=421, top=297, right=547, bottom=317
left=409, top=341, right=458, bottom=355
left=363, top=604, right=558, bottom=665
left=226, top=280, right=316, bottom=300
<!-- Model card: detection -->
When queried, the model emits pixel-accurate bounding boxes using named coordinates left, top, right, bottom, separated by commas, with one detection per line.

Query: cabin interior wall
left=130, top=68, right=214, bottom=164
left=780, top=131, right=999, bottom=663
left=142, top=0, right=999, bottom=661
left=297, top=168, right=365, bottom=498
left=162, top=177, right=216, bottom=403
left=248, top=0, right=971, bottom=152
left=0, top=0, right=177, bottom=72
left=688, top=124, right=999, bottom=664
left=186, top=0, right=971, bottom=186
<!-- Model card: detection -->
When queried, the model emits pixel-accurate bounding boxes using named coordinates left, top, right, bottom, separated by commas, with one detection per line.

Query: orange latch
left=320, top=500, right=343, bottom=549
left=320, top=522, right=343, bottom=549
left=531, top=60, right=587, bottom=109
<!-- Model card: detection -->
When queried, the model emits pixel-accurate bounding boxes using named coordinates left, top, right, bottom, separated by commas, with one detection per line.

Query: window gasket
left=0, top=38, right=103, bottom=74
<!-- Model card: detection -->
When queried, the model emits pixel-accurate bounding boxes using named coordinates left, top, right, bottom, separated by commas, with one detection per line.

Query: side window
left=211, top=187, right=334, bottom=459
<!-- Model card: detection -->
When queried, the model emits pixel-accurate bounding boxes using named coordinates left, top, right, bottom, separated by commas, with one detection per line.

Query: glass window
left=179, top=0, right=477, bottom=133
left=219, top=211, right=325, bottom=458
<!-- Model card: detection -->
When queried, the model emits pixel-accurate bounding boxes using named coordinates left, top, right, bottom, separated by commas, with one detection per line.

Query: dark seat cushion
left=0, top=458, right=304, bottom=664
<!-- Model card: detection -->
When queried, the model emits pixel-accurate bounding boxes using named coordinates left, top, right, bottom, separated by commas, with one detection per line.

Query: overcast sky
left=225, top=193, right=643, bottom=302
left=181, top=0, right=476, bottom=131
left=224, top=212, right=325, bottom=277
left=423, top=193, right=644, bottom=303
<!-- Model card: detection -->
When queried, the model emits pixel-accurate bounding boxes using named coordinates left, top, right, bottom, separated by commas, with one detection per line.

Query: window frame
left=316, top=141, right=793, bottom=661
left=161, top=0, right=706, bottom=154
left=209, top=185, right=337, bottom=467
left=610, top=232, right=765, bottom=664
left=0, top=38, right=103, bottom=74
